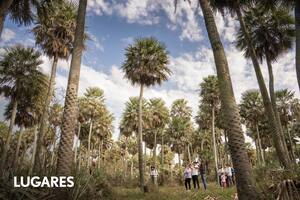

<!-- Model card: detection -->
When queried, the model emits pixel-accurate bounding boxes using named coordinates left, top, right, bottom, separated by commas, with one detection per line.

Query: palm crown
left=0, top=45, right=45, bottom=100
left=236, top=6, right=295, bottom=62
left=32, top=1, right=77, bottom=59
left=122, top=37, right=171, bottom=87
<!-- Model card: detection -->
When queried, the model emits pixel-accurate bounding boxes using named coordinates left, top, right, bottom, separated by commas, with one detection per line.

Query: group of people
left=218, top=164, right=235, bottom=188
left=183, top=161, right=207, bottom=191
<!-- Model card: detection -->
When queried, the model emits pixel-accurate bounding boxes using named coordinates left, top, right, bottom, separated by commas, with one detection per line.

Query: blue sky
left=0, top=0, right=299, bottom=140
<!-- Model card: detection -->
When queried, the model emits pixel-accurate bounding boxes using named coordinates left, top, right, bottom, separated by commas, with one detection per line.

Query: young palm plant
left=121, top=37, right=171, bottom=191
left=0, top=45, right=46, bottom=170
left=32, top=0, right=77, bottom=173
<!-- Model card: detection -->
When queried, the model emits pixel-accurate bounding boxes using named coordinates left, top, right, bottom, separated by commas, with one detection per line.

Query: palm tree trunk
left=98, top=139, right=102, bottom=169
left=30, top=125, right=38, bottom=175
left=56, top=0, right=87, bottom=180
left=34, top=56, right=58, bottom=173
left=211, top=106, right=219, bottom=184
left=265, top=52, right=290, bottom=158
left=13, top=126, right=24, bottom=169
left=50, top=127, right=57, bottom=171
left=0, top=0, right=13, bottom=37
left=0, top=99, right=17, bottom=170
left=153, top=131, right=157, bottom=167
left=130, top=158, right=133, bottom=180
left=256, top=124, right=265, bottom=165
left=138, top=83, right=145, bottom=191
left=286, top=125, right=296, bottom=162
left=295, top=0, right=300, bottom=92
left=199, top=0, right=259, bottom=198
left=224, top=130, right=229, bottom=164
left=161, top=135, right=164, bottom=170
left=254, top=139, right=261, bottom=164
left=187, top=143, right=191, bottom=163
left=235, top=5, right=291, bottom=169
left=87, top=119, right=93, bottom=169
left=74, top=123, right=81, bottom=164
left=178, top=153, right=181, bottom=168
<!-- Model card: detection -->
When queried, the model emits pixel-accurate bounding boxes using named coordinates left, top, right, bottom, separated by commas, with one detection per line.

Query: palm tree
left=262, top=0, right=299, bottom=92
left=146, top=98, right=169, bottom=186
left=121, top=37, right=171, bottom=191
left=276, top=89, right=297, bottom=161
left=0, top=45, right=45, bottom=170
left=167, top=99, right=193, bottom=170
left=32, top=0, right=77, bottom=173
left=119, top=97, right=150, bottom=138
left=240, top=90, right=265, bottom=165
left=0, top=0, right=51, bottom=37
left=175, top=0, right=259, bottom=198
left=56, top=0, right=87, bottom=180
left=236, top=6, right=295, bottom=165
left=4, top=70, right=47, bottom=169
left=211, top=0, right=292, bottom=168
left=198, top=75, right=220, bottom=183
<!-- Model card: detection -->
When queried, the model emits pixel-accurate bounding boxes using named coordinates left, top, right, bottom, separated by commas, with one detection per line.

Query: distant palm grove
left=0, top=0, right=300, bottom=200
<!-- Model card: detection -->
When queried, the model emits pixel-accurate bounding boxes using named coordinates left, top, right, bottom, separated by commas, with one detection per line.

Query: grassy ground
left=114, top=183, right=236, bottom=200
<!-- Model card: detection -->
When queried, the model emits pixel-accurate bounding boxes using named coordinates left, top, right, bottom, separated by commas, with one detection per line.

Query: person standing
left=231, top=167, right=236, bottom=185
left=150, top=166, right=158, bottom=185
left=217, top=165, right=224, bottom=187
left=226, top=164, right=233, bottom=187
left=191, top=162, right=200, bottom=190
left=221, top=172, right=227, bottom=188
left=199, top=161, right=207, bottom=190
left=184, top=164, right=192, bottom=191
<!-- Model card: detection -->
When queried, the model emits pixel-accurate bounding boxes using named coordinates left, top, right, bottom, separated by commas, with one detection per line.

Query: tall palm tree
left=236, top=7, right=294, bottom=111
left=56, top=0, right=87, bottom=180
left=147, top=98, right=169, bottom=186
left=167, top=99, right=193, bottom=170
left=32, top=0, right=77, bottom=173
left=211, top=0, right=292, bottom=168
left=176, top=0, right=259, bottom=198
left=5, top=78, right=47, bottom=169
left=121, top=37, right=171, bottom=191
left=276, top=89, right=297, bottom=160
left=79, top=87, right=110, bottom=171
left=198, top=75, right=220, bottom=183
left=236, top=7, right=295, bottom=165
left=240, top=90, right=265, bottom=164
left=262, top=0, right=299, bottom=92
left=0, top=45, right=45, bottom=170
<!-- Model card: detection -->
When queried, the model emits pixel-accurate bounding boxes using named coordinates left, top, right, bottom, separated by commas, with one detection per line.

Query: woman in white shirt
left=150, top=166, right=158, bottom=185
left=184, top=164, right=192, bottom=190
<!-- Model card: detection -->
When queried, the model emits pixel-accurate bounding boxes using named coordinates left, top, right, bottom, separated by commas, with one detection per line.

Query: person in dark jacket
left=199, top=161, right=207, bottom=190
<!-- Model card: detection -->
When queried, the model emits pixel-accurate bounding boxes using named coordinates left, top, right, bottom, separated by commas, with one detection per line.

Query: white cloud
left=88, top=33, right=104, bottom=51
left=1, top=28, right=15, bottom=42
left=87, top=0, right=203, bottom=42
left=121, top=37, right=134, bottom=45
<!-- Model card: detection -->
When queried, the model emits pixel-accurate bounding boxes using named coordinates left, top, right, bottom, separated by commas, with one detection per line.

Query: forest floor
left=114, top=183, right=237, bottom=200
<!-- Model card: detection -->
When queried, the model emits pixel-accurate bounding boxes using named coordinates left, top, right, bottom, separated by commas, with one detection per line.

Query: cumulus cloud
left=1, top=28, right=16, bottom=42
left=87, top=0, right=203, bottom=42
